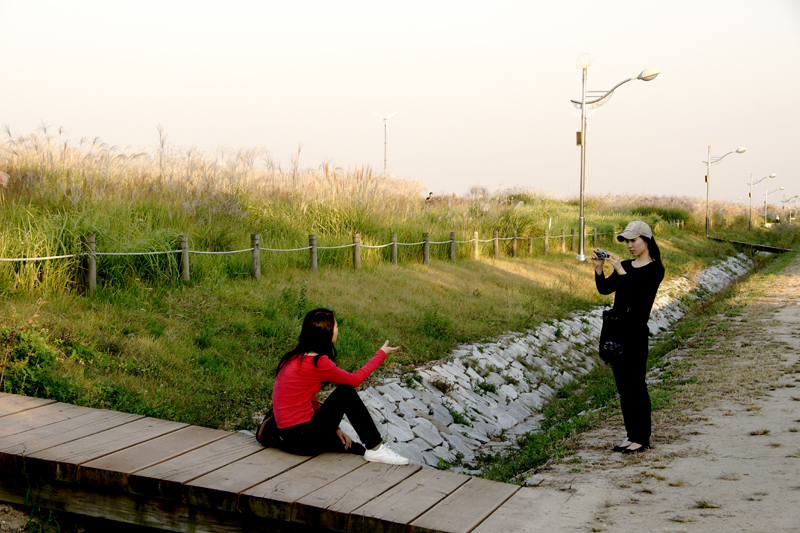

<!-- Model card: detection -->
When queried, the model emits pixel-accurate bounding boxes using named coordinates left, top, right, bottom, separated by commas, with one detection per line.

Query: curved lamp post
left=748, top=172, right=776, bottom=230
left=765, top=186, right=784, bottom=225
left=702, top=146, right=746, bottom=236
left=785, top=195, right=800, bottom=224
left=374, top=112, right=397, bottom=174
left=570, top=63, right=660, bottom=261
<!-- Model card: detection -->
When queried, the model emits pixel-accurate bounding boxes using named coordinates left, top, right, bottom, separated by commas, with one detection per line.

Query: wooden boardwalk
left=0, top=392, right=558, bottom=532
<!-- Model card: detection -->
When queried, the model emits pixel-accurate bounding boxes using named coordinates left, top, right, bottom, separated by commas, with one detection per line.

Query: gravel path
left=512, top=253, right=800, bottom=532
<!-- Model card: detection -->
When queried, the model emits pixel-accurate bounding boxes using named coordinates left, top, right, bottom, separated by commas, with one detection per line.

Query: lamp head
left=736, top=147, right=747, bottom=153
left=770, top=173, right=777, bottom=178
left=780, top=187, right=785, bottom=190
left=638, top=68, right=660, bottom=81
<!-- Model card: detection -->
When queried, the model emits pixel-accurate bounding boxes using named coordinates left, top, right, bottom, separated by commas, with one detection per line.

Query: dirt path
left=518, top=253, right=800, bottom=532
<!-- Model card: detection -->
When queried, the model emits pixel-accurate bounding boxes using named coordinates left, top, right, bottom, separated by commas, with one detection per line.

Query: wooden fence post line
left=544, top=229, right=549, bottom=254
left=353, top=233, right=361, bottom=270
left=80, top=235, right=96, bottom=296
left=493, top=230, right=499, bottom=258
left=528, top=235, right=533, bottom=256
left=391, top=233, right=398, bottom=265
left=512, top=231, right=517, bottom=257
left=449, top=232, right=456, bottom=261
left=250, top=234, right=261, bottom=280
left=309, top=235, right=317, bottom=273
left=570, top=228, right=575, bottom=251
left=473, top=231, right=479, bottom=260
left=180, top=235, right=190, bottom=281
left=560, top=229, right=566, bottom=253
left=423, top=233, right=430, bottom=265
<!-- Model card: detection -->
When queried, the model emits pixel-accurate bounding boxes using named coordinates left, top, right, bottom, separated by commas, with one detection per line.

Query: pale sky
left=2, top=0, right=799, bottom=203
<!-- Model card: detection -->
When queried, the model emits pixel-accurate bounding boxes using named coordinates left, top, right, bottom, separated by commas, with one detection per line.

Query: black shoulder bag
left=255, top=409, right=280, bottom=447
left=599, top=308, right=625, bottom=364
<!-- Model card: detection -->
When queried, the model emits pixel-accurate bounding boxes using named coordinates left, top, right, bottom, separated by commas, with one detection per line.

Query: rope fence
left=1, top=221, right=686, bottom=295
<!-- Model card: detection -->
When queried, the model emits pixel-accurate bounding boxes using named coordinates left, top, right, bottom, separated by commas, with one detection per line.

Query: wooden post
left=423, top=233, right=430, bottom=265
left=391, top=232, right=398, bottom=265
left=593, top=227, right=597, bottom=246
left=180, top=235, right=189, bottom=282
left=353, top=233, right=361, bottom=270
left=544, top=228, right=549, bottom=254
left=493, top=230, right=499, bottom=258
left=473, top=231, right=479, bottom=260
left=512, top=231, right=517, bottom=257
left=570, top=228, right=575, bottom=251
left=449, top=232, right=456, bottom=261
left=250, top=234, right=261, bottom=280
left=80, top=235, right=96, bottom=296
left=560, top=229, right=566, bottom=253
left=309, top=235, right=317, bottom=273
left=528, top=236, right=533, bottom=256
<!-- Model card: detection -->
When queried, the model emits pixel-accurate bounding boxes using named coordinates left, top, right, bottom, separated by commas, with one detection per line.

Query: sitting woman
left=271, top=308, right=409, bottom=465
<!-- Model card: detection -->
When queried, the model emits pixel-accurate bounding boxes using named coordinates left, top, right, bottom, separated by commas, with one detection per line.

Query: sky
left=1, top=0, right=799, bottom=203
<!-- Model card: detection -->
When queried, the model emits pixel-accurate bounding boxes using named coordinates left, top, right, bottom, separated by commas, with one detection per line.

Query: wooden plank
left=0, top=470, right=310, bottom=533
left=0, top=402, right=95, bottom=438
left=471, top=487, right=573, bottom=533
left=239, top=453, right=366, bottom=522
left=349, top=469, right=469, bottom=533
left=293, top=462, right=422, bottom=532
left=184, top=447, right=312, bottom=512
left=0, top=409, right=141, bottom=468
left=0, top=394, right=56, bottom=417
left=409, top=477, right=519, bottom=533
left=77, top=425, right=230, bottom=490
left=129, top=432, right=264, bottom=500
left=24, top=417, right=186, bottom=483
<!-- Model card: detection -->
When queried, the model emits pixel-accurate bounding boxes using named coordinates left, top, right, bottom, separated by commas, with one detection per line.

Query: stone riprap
left=333, top=253, right=754, bottom=468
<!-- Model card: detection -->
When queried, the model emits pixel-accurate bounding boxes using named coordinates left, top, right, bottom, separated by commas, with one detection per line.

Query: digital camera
left=596, top=250, right=610, bottom=259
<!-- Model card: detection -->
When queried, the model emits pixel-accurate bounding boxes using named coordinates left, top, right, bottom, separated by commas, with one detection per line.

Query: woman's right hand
left=380, top=340, right=400, bottom=355
left=591, top=249, right=605, bottom=272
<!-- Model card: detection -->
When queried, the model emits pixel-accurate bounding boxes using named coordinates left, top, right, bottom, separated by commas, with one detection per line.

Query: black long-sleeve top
left=595, top=260, right=665, bottom=330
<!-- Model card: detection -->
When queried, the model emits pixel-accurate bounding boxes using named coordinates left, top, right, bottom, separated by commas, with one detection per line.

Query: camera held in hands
left=596, top=250, right=610, bottom=260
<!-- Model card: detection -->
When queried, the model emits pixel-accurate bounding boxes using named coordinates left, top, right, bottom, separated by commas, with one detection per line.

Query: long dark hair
left=276, top=308, right=338, bottom=374
left=641, top=235, right=662, bottom=264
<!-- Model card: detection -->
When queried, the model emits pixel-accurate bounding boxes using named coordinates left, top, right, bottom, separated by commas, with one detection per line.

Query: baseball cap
left=617, top=221, right=653, bottom=242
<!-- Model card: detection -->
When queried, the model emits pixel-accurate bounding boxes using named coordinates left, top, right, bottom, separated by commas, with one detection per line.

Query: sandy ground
left=2, top=254, right=798, bottom=533
left=517, top=253, right=800, bottom=533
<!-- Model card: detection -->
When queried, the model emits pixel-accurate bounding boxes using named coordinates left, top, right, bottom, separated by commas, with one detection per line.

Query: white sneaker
left=363, top=444, right=409, bottom=465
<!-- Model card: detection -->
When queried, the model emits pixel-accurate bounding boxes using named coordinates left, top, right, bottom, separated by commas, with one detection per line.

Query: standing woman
left=592, top=221, right=665, bottom=454
left=271, top=308, right=409, bottom=465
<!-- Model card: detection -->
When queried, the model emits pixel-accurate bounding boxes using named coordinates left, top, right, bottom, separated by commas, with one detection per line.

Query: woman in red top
left=271, top=308, right=409, bottom=465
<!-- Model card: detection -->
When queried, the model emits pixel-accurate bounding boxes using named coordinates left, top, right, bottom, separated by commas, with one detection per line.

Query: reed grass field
left=1, top=126, right=797, bottom=430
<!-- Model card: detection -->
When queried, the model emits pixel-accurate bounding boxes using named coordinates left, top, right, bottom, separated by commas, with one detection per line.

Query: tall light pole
left=748, top=172, right=776, bottom=230
left=373, top=112, right=397, bottom=174
left=787, top=195, right=800, bottom=224
left=570, top=56, right=660, bottom=261
left=703, top=146, right=746, bottom=237
left=765, top=186, right=784, bottom=225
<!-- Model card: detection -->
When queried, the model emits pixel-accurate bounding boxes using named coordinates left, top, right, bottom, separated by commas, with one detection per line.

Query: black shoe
left=611, top=444, right=631, bottom=452
left=621, top=444, right=650, bottom=455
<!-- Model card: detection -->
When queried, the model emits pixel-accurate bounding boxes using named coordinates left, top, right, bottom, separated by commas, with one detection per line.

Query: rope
left=317, top=243, right=356, bottom=250
left=260, top=246, right=312, bottom=252
left=427, top=240, right=451, bottom=245
left=189, top=248, right=254, bottom=255
left=397, top=241, right=425, bottom=246
left=95, top=250, right=181, bottom=256
left=0, top=253, right=78, bottom=262
left=361, top=243, right=393, bottom=249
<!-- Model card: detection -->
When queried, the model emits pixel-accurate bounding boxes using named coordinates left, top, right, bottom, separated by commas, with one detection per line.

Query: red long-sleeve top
left=272, top=350, right=386, bottom=429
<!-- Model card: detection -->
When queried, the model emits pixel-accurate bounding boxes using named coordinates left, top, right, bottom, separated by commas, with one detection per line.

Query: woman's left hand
left=380, top=340, right=400, bottom=354
left=605, top=252, right=626, bottom=274
left=336, top=428, right=352, bottom=450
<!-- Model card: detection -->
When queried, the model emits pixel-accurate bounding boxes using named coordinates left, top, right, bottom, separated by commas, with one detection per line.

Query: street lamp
left=765, top=186, right=785, bottom=225
left=373, top=112, right=397, bottom=174
left=786, top=195, right=800, bottom=224
left=748, top=172, right=776, bottom=230
left=702, top=146, right=747, bottom=236
left=570, top=57, right=660, bottom=261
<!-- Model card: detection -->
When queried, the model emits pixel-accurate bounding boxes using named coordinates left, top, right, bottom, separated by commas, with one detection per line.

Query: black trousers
left=276, top=385, right=381, bottom=456
left=610, top=331, right=651, bottom=446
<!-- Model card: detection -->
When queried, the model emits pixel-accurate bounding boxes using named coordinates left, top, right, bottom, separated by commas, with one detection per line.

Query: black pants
left=277, top=385, right=381, bottom=456
left=611, top=331, right=651, bottom=446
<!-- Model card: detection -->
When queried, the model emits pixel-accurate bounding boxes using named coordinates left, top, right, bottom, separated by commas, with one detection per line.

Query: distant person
left=425, top=192, right=434, bottom=205
left=271, top=308, right=409, bottom=464
left=592, top=221, right=665, bottom=454
left=776, top=215, right=781, bottom=224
